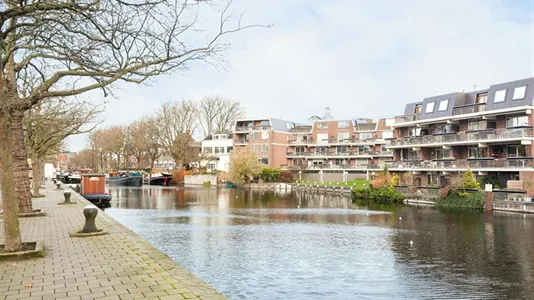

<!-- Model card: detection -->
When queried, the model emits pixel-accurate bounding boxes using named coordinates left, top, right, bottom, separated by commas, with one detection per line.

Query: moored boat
left=149, top=172, right=173, bottom=186
left=107, top=175, right=143, bottom=186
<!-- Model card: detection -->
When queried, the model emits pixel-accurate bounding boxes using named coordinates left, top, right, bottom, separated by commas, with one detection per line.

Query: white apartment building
left=200, top=133, right=234, bottom=172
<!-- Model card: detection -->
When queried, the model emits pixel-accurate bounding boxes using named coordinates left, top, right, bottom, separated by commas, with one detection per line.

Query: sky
left=67, top=0, right=534, bottom=151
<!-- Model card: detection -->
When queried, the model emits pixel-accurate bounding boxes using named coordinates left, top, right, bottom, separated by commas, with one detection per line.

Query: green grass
left=295, top=179, right=370, bottom=188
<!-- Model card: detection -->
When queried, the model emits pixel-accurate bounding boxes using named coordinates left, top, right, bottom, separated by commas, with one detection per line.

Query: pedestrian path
left=0, top=183, right=226, bottom=300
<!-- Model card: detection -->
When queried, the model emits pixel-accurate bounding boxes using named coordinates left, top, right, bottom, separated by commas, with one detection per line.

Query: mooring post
left=485, top=184, right=493, bottom=212
left=56, top=183, right=61, bottom=189
left=82, top=205, right=99, bottom=233
left=63, top=191, right=72, bottom=204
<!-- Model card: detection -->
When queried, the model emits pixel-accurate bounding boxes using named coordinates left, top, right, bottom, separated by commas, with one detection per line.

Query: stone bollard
left=56, top=183, right=61, bottom=189
left=82, top=205, right=99, bottom=233
left=63, top=191, right=72, bottom=204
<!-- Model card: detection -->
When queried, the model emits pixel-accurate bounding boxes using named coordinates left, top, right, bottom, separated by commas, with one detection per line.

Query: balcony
left=287, top=150, right=393, bottom=158
left=387, top=158, right=533, bottom=170
left=235, top=125, right=272, bottom=132
left=395, top=114, right=419, bottom=124
left=452, top=103, right=486, bottom=116
left=235, top=139, right=249, bottom=145
left=288, top=138, right=386, bottom=146
left=299, top=164, right=382, bottom=170
left=389, top=128, right=534, bottom=148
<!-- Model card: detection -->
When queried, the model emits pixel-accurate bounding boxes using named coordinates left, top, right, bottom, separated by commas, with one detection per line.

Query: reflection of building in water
left=294, top=191, right=351, bottom=209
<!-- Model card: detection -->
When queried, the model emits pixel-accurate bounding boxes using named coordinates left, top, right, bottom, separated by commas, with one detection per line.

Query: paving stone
left=0, top=184, right=227, bottom=300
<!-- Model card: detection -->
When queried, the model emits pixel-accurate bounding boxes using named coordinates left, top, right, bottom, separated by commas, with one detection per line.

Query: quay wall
left=185, top=174, right=218, bottom=186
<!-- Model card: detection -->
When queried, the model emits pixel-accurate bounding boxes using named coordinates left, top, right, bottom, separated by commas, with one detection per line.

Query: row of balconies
left=291, top=164, right=383, bottom=170
left=288, top=138, right=386, bottom=146
left=387, top=158, right=533, bottom=170
left=389, top=128, right=533, bottom=148
left=235, top=125, right=272, bottom=132
left=286, top=150, right=393, bottom=158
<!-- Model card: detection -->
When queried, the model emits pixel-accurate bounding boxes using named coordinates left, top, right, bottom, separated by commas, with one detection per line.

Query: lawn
left=296, top=179, right=370, bottom=188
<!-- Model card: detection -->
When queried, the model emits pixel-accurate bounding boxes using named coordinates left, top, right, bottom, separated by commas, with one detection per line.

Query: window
left=468, top=146, right=487, bottom=159
left=494, top=89, right=506, bottom=103
left=220, top=146, right=225, bottom=153
left=382, top=130, right=394, bottom=139
left=261, top=131, right=269, bottom=140
left=251, top=132, right=259, bottom=140
left=336, top=146, right=347, bottom=153
left=359, top=132, right=372, bottom=140
left=507, top=115, right=529, bottom=127
left=203, top=147, right=212, bottom=153
left=476, top=93, right=488, bottom=104
left=468, top=120, right=492, bottom=131
left=316, top=147, right=326, bottom=153
left=435, top=124, right=454, bottom=134
left=261, top=144, right=269, bottom=152
left=214, top=147, right=220, bottom=154
left=317, top=133, right=328, bottom=144
left=338, top=121, right=349, bottom=128
left=408, top=127, right=422, bottom=136
left=207, top=163, right=216, bottom=171
left=507, top=145, right=527, bottom=157
left=251, top=144, right=259, bottom=152
left=295, top=146, right=305, bottom=153
left=425, top=102, right=435, bottom=113
left=385, top=118, right=395, bottom=126
left=513, top=86, right=527, bottom=100
left=316, top=122, right=328, bottom=129
left=260, top=158, right=269, bottom=165
left=338, top=132, right=350, bottom=142
left=436, top=149, right=452, bottom=160
left=227, top=146, right=233, bottom=153
left=438, top=99, right=449, bottom=111
left=407, top=150, right=420, bottom=160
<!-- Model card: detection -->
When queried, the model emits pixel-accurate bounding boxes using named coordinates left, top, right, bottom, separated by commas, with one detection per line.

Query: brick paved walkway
left=0, top=183, right=227, bottom=300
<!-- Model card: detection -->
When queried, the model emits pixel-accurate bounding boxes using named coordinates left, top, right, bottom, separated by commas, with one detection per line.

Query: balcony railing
left=452, top=103, right=486, bottom=115
left=235, top=139, right=249, bottom=145
left=395, top=114, right=419, bottom=123
left=235, top=125, right=272, bottom=132
left=387, top=158, right=533, bottom=169
left=286, top=151, right=393, bottom=157
left=389, top=128, right=534, bottom=147
left=300, top=164, right=382, bottom=170
left=288, top=138, right=386, bottom=145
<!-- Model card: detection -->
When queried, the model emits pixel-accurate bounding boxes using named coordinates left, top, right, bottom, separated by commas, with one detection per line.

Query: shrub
left=459, top=169, right=480, bottom=190
left=436, top=190, right=484, bottom=210
left=259, top=167, right=282, bottom=182
left=202, top=181, right=211, bottom=187
left=478, top=174, right=500, bottom=189
left=230, top=148, right=261, bottom=184
left=278, top=170, right=295, bottom=183
left=170, top=169, right=185, bottom=186
left=352, top=186, right=405, bottom=204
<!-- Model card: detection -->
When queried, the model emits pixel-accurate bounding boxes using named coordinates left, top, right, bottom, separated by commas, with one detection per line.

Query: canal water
left=105, top=186, right=534, bottom=300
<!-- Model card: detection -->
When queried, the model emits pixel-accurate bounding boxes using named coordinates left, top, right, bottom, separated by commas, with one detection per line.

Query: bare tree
left=25, top=98, right=102, bottom=196
left=155, top=101, right=198, bottom=167
left=70, top=149, right=97, bottom=170
left=198, top=95, right=243, bottom=138
left=0, top=0, right=261, bottom=252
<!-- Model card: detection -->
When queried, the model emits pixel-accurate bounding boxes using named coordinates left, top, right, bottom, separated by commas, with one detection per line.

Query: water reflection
left=106, top=187, right=534, bottom=300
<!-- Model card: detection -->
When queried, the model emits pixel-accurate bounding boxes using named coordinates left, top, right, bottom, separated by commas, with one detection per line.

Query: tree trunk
left=11, top=110, right=33, bottom=212
left=32, top=156, right=44, bottom=197
left=0, top=110, right=23, bottom=252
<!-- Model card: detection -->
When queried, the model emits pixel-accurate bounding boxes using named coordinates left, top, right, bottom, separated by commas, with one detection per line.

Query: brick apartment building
left=388, top=77, right=534, bottom=195
left=233, top=118, right=304, bottom=167
left=286, top=117, right=395, bottom=170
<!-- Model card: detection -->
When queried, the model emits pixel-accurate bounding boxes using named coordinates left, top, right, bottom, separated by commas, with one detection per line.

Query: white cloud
left=69, top=0, right=534, bottom=151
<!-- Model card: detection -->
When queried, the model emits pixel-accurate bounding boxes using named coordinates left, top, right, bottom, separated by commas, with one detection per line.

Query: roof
left=203, top=133, right=233, bottom=140
left=269, top=118, right=308, bottom=132
left=398, top=77, right=534, bottom=123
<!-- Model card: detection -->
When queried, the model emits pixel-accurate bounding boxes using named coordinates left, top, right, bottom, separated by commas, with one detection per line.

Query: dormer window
left=425, top=102, right=435, bottom=113
left=438, top=99, right=449, bottom=111
left=513, top=86, right=527, bottom=100
left=494, top=89, right=506, bottom=103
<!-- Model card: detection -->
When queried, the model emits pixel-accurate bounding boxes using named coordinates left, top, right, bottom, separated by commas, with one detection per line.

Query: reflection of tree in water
left=390, top=209, right=534, bottom=298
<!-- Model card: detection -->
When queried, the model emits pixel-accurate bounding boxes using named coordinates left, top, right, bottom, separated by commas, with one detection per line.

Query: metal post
left=485, top=184, right=493, bottom=212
